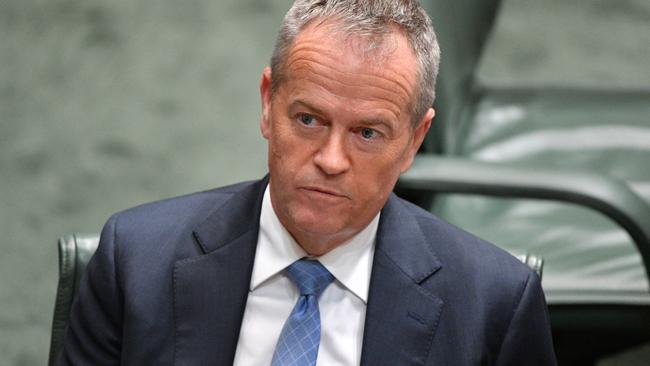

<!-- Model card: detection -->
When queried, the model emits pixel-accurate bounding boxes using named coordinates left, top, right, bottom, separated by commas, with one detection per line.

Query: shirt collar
left=251, top=184, right=378, bottom=303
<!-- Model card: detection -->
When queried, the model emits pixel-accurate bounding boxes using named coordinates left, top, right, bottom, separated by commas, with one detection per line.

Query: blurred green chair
left=48, top=234, right=99, bottom=366
left=399, top=0, right=650, bottom=364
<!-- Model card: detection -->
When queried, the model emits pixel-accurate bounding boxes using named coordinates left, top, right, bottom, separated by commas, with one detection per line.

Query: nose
left=313, top=132, right=351, bottom=176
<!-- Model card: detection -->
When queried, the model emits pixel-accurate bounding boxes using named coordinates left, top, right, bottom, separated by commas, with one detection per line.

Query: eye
left=297, top=113, right=316, bottom=126
left=360, top=127, right=378, bottom=140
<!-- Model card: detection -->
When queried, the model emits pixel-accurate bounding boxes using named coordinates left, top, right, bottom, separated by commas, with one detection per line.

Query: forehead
left=281, top=21, right=419, bottom=118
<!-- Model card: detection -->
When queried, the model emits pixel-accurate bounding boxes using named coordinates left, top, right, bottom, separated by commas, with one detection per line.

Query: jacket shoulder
left=97, top=178, right=263, bottom=265
left=110, top=179, right=258, bottom=231
left=396, top=196, right=534, bottom=285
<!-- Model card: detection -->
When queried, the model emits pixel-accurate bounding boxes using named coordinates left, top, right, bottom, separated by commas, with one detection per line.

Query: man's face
left=260, top=22, right=434, bottom=255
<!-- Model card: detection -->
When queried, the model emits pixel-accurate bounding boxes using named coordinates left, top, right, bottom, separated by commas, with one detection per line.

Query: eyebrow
left=358, top=118, right=397, bottom=135
left=288, top=99, right=328, bottom=119
left=289, top=98, right=398, bottom=134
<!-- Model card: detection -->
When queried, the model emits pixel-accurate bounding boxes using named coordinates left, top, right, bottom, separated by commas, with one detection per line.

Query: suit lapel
left=173, top=178, right=267, bottom=365
left=172, top=183, right=443, bottom=365
left=361, top=195, right=444, bottom=366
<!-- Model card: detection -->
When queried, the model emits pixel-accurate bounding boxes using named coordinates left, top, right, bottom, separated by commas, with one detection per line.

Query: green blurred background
left=1, top=0, right=648, bottom=364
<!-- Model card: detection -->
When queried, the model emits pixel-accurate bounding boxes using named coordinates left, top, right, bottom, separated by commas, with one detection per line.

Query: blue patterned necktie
left=271, top=258, right=334, bottom=366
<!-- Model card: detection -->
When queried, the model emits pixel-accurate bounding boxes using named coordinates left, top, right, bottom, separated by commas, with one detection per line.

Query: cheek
left=267, top=122, right=314, bottom=175
left=268, top=121, right=294, bottom=158
left=354, top=148, right=406, bottom=195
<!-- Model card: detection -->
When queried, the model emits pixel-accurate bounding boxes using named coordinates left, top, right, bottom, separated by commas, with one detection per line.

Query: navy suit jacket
left=58, top=177, right=556, bottom=365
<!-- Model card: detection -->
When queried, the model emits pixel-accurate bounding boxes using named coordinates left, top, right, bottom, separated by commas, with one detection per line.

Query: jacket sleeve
left=495, top=271, right=557, bottom=366
left=56, top=214, right=123, bottom=365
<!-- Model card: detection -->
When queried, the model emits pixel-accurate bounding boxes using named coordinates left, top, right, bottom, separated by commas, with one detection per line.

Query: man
left=58, top=0, right=556, bottom=365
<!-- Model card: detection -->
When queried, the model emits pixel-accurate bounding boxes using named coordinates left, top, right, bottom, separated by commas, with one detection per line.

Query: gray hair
left=270, top=0, right=441, bottom=125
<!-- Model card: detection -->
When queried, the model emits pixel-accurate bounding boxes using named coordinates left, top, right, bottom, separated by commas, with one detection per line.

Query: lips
left=300, top=185, right=349, bottom=199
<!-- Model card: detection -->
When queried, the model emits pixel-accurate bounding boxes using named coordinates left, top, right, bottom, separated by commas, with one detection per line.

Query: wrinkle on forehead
left=282, top=24, right=418, bottom=121
left=287, top=55, right=412, bottom=114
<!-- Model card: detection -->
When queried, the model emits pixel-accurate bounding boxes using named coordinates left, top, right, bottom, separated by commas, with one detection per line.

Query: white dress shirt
left=232, top=185, right=379, bottom=366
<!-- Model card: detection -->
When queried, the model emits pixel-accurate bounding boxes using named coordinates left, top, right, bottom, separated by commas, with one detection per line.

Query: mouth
left=300, top=186, right=349, bottom=199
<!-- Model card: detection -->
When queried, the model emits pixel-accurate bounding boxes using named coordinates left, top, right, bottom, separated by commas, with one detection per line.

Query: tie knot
left=285, top=258, right=334, bottom=297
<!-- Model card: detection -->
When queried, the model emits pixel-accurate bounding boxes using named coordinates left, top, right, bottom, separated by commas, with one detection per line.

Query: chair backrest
left=422, top=0, right=502, bottom=153
left=422, top=0, right=650, bottom=303
left=48, top=234, right=100, bottom=366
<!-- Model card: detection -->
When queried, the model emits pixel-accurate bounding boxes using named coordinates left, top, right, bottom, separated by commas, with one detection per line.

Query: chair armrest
left=397, top=155, right=650, bottom=280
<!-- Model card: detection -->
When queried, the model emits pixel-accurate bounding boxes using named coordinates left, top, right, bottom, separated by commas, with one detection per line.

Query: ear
left=260, top=67, right=273, bottom=140
left=400, top=107, right=435, bottom=173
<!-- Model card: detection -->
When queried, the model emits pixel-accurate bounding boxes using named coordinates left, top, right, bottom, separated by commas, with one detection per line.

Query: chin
left=290, top=209, right=349, bottom=237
